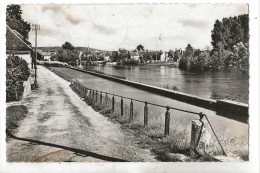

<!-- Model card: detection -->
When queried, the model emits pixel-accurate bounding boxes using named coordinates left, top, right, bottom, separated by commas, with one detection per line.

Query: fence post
left=112, top=95, right=115, bottom=112
left=165, top=106, right=170, bottom=136
left=144, top=101, right=148, bottom=127
left=121, top=97, right=123, bottom=116
left=96, top=90, right=98, bottom=103
left=130, top=99, right=133, bottom=121
left=92, top=89, right=94, bottom=100
left=100, top=91, right=102, bottom=105
left=105, top=93, right=108, bottom=108
left=85, top=89, right=88, bottom=100
left=84, top=87, right=87, bottom=97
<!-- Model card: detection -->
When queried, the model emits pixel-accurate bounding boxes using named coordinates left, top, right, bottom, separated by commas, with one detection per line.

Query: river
left=81, top=64, right=249, bottom=104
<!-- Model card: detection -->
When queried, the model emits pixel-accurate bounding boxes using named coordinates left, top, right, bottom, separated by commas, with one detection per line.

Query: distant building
left=130, top=52, right=140, bottom=61
left=6, top=25, right=33, bottom=69
left=104, top=52, right=111, bottom=61
left=36, top=49, right=54, bottom=61
left=42, top=51, right=54, bottom=61
left=160, top=51, right=170, bottom=62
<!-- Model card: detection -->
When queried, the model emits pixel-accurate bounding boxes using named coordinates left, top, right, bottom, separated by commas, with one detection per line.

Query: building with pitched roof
left=6, top=25, right=33, bottom=69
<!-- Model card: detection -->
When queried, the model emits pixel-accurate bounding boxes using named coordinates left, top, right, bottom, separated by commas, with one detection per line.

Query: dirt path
left=6, top=66, right=157, bottom=162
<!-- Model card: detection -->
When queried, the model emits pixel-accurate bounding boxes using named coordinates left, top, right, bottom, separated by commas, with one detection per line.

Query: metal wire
left=47, top=66, right=227, bottom=156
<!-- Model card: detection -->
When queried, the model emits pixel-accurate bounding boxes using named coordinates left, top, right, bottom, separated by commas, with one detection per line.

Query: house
left=130, top=52, right=140, bottom=61
left=6, top=25, right=34, bottom=97
left=160, top=51, right=170, bottom=62
left=104, top=52, right=111, bottom=61
left=42, top=51, right=54, bottom=61
left=6, top=25, right=33, bottom=69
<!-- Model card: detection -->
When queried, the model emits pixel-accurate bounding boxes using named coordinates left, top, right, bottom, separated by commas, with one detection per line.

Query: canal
left=82, top=64, right=249, bottom=104
left=52, top=67, right=248, bottom=140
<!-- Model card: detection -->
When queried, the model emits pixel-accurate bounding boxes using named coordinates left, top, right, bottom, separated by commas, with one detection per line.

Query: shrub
left=122, top=59, right=139, bottom=65
left=6, top=55, right=30, bottom=102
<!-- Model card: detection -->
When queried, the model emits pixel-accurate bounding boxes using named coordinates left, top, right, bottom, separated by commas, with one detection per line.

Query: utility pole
left=32, top=24, right=40, bottom=87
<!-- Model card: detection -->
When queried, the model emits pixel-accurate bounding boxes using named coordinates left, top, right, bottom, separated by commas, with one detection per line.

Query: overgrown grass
left=217, top=129, right=249, bottom=161
left=70, top=81, right=248, bottom=161
left=6, top=105, right=28, bottom=140
left=73, top=86, right=192, bottom=161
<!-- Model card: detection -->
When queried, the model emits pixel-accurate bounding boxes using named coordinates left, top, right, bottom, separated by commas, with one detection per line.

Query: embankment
left=68, top=66, right=248, bottom=121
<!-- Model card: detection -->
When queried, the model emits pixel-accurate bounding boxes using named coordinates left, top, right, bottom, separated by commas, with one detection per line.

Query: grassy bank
left=6, top=105, right=28, bottom=140
left=70, top=84, right=248, bottom=161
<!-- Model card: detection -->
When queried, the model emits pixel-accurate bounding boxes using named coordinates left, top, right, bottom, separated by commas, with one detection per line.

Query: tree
left=211, top=14, right=249, bottom=50
left=62, top=42, right=75, bottom=50
left=183, top=44, right=193, bottom=58
left=6, top=4, right=31, bottom=39
left=136, top=44, right=144, bottom=51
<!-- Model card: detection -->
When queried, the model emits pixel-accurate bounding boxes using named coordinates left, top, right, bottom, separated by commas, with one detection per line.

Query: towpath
left=6, top=66, right=157, bottom=162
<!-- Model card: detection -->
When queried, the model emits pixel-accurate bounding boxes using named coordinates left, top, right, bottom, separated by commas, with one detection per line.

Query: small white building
left=130, top=52, right=140, bottom=61
left=42, top=52, right=54, bottom=61
left=160, top=51, right=170, bottom=62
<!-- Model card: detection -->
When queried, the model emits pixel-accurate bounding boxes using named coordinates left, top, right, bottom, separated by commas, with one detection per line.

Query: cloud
left=65, top=14, right=83, bottom=25
left=21, top=4, right=248, bottom=51
left=41, top=5, right=83, bottom=25
left=178, top=19, right=208, bottom=28
left=92, top=22, right=117, bottom=35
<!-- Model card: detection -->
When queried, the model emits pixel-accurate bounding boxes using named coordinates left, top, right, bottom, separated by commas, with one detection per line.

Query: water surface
left=82, top=65, right=249, bottom=104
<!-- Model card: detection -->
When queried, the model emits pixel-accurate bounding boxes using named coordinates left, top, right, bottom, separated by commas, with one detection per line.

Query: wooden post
left=92, top=90, right=94, bottom=100
left=84, top=87, right=87, bottom=97
left=96, top=91, right=98, bottom=103
left=130, top=99, right=133, bottom=121
left=121, top=97, right=123, bottom=116
left=165, top=106, right=170, bottom=136
left=100, top=91, right=102, bottom=105
left=105, top=93, right=108, bottom=108
left=85, top=89, right=88, bottom=100
left=190, top=116, right=221, bottom=156
left=144, top=101, right=148, bottom=127
left=112, top=95, right=115, bottom=112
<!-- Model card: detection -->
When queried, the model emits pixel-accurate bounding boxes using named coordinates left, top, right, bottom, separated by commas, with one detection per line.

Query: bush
left=6, top=56, right=30, bottom=102
left=122, top=59, right=139, bottom=65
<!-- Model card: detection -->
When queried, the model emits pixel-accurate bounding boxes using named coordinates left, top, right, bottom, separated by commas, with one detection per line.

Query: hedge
left=6, top=55, right=30, bottom=102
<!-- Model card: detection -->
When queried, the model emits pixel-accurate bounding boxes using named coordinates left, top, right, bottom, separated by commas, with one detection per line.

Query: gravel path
left=6, top=66, right=157, bottom=162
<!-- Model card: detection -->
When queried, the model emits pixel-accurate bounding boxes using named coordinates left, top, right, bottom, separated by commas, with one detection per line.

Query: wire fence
left=44, top=66, right=226, bottom=156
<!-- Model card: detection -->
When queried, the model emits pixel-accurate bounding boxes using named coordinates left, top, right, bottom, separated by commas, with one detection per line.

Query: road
left=6, top=66, right=157, bottom=162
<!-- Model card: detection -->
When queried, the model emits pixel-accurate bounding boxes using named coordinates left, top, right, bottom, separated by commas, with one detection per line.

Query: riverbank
left=48, top=66, right=248, bottom=161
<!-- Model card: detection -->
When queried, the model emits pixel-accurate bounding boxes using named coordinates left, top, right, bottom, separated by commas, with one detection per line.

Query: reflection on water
left=83, top=65, right=249, bottom=104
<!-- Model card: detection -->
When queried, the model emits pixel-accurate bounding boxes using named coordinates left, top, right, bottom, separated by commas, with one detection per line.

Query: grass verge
left=69, top=76, right=248, bottom=161
left=6, top=105, right=28, bottom=141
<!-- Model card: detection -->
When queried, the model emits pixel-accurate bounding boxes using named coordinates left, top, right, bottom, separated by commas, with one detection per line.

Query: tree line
left=179, top=14, right=249, bottom=73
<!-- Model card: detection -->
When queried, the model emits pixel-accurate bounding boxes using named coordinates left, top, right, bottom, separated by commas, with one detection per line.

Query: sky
left=21, top=4, right=248, bottom=51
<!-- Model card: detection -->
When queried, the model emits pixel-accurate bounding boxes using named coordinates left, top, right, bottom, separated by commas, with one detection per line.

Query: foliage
left=51, top=42, right=79, bottom=64
left=62, top=41, right=75, bottom=50
left=6, top=56, right=30, bottom=102
left=6, top=4, right=31, bottom=39
left=122, top=59, right=139, bottom=65
left=211, top=14, right=249, bottom=50
left=179, top=14, right=249, bottom=73
left=136, top=44, right=144, bottom=51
